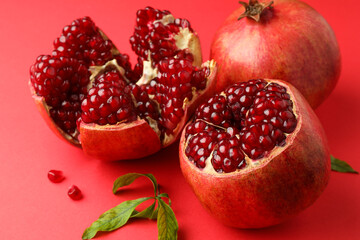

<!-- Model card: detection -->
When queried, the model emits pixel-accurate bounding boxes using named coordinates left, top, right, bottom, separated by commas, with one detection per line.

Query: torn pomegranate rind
left=80, top=119, right=162, bottom=160
left=183, top=79, right=300, bottom=173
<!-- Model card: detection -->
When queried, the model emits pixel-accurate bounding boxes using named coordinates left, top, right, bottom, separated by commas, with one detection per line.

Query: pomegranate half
left=30, top=9, right=216, bottom=161
left=210, top=0, right=341, bottom=108
left=179, top=79, right=330, bottom=228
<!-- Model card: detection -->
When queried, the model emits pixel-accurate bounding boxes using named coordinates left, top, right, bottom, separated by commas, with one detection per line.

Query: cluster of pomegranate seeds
left=152, top=58, right=209, bottom=133
left=185, top=132, right=215, bottom=168
left=130, top=6, right=195, bottom=71
left=81, top=69, right=137, bottom=125
left=212, top=137, right=246, bottom=173
left=131, top=84, right=160, bottom=121
left=30, top=55, right=89, bottom=135
left=53, top=16, right=112, bottom=66
left=225, top=79, right=267, bottom=127
left=48, top=170, right=65, bottom=183
left=195, top=95, right=233, bottom=127
left=53, top=17, right=135, bottom=81
left=185, top=79, right=298, bottom=173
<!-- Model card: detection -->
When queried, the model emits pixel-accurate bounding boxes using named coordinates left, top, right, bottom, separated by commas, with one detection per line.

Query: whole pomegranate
left=210, top=0, right=341, bottom=108
left=30, top=9, right=216, bottom=161
left=179, top=79, right=330, bottom=228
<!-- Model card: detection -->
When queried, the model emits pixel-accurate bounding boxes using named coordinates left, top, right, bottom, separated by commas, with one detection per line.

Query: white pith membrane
left=85, top=58, right=216, bottom=147
left=183, top=80, right=300, bottom=174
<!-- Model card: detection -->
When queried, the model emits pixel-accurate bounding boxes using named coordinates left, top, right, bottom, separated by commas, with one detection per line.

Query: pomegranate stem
left=238, top=0, right=274, bottom=22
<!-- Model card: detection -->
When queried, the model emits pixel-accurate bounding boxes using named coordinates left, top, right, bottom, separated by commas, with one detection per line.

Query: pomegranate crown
left=238, top=0, right=274, bottom=22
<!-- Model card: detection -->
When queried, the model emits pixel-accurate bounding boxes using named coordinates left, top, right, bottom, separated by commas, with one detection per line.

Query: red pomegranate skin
left=179, top=79, right=330, bottom=228
left=79, top=119, right=161, bottom=161
left=210, top=0, right=341, bottom=109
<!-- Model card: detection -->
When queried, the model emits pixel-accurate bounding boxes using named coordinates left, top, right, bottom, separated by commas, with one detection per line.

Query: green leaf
left=157, top=193, right=169, bottom=198
left=82, top=197, right=152, bottom=239
left=331, top=155, right=358, bottom=174
left=132, top=201, right=157, bottom=220
left=157, top=199, right=178, bottom=240
left=112, top=173, right=159, bottom=196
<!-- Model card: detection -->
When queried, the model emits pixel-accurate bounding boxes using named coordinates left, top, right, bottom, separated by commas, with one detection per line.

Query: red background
left=0, top=0, right=359, bottom=239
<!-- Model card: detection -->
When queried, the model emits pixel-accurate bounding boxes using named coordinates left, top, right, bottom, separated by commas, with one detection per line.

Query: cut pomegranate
left=30, top=12, right=216, bottom=160
left=185, top=79, right=296, bottom=172
left=48, top=170, right=65, bottom=183
left=180, top=79, right=330, bottom=228
left=68, top=185, right=82, bottom=200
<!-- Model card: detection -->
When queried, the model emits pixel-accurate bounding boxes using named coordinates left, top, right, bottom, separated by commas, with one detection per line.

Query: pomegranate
left=179, top=79, right=330, bottom=228
left=30, top=9, right=217, bottom=160
left=210, top=0, right=341, bottom=108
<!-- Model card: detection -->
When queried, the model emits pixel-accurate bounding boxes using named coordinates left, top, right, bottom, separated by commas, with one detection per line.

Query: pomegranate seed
left=48, top=170, right=65, bottom=183
left=68, top=185, right=83, bottom=200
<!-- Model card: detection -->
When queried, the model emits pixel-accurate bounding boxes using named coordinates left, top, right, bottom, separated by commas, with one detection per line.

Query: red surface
left=0, top=0, right=359, bottom=239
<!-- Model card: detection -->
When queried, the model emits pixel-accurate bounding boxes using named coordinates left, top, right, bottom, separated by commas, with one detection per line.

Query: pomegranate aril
left=68, top=185, right=83, bottom=200
left=271, top=128, right=286, bottom=146
left=48, top=170, right=65, bottom=183
left=283, top=118, right=297, bottom=133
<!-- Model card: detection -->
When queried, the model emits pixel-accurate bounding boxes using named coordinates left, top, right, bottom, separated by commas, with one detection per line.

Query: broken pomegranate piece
left=180, top=79, right=330, bottom=228
left=30, top=11, right=216, bottom=160
left=130, top=6, right=202, bottom=78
